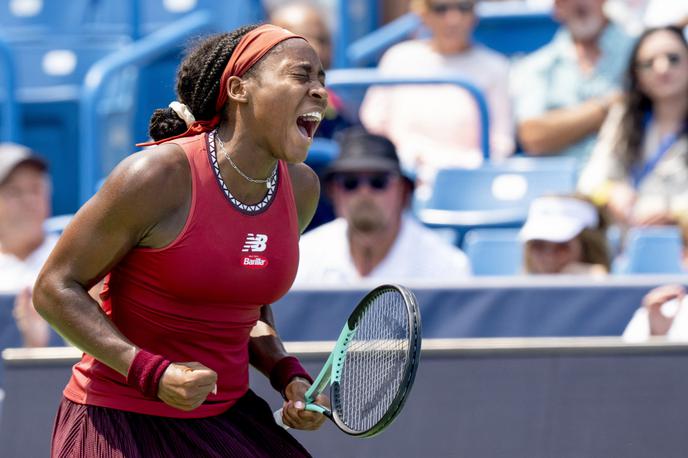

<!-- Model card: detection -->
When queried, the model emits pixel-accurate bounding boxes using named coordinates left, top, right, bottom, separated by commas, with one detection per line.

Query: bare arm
left=518, top=94, right=618, bottom=155
left=33, top=144, right=190, bottom=376
left=249, top=304, right=289, bottom=377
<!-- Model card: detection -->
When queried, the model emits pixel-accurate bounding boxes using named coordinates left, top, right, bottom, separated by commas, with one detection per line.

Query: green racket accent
left=303, top=323, right=357, bottom=415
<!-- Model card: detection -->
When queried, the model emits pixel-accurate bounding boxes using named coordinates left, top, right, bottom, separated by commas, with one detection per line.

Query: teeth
left=299, top=111, right=322, bottom=122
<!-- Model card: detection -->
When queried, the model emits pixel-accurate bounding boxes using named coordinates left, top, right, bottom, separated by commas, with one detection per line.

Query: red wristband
left=269, top=356, right=313, bottom=398
left=126, top=349, right=172, bottom=399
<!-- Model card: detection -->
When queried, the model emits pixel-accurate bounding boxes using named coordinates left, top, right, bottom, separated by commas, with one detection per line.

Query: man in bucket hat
left=295, top=128, right=470, bottom=284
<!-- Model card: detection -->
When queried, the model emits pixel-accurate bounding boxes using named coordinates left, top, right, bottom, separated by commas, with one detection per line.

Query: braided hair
left=148, top=24, right=259, bottom=142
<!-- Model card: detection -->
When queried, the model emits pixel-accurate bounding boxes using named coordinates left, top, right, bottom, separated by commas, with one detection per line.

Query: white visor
left=519, top=197, right=599, bottom=243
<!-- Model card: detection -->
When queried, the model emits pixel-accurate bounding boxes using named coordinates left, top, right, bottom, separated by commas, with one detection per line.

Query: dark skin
left=34, top=38, right=329, bottom=430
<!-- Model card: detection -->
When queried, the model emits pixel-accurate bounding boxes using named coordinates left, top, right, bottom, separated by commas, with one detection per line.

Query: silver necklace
left=215, top=133, right=277, bottom=189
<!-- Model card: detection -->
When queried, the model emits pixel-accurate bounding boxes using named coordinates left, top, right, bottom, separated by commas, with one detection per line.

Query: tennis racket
left=274, top=284, right=422, bottom=437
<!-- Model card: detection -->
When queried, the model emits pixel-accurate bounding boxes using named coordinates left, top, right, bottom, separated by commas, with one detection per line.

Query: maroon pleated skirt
left=51, top=390, right=311, bottom=458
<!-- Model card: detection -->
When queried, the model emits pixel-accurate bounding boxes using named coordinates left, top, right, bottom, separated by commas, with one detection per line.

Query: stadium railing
left=325, top=68, right=491, bottom=158
left=345, top=3, right=557, bottom=67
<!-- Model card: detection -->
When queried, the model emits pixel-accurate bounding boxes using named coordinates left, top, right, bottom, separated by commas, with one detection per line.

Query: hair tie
left=168, top=101, right=196, bottom=127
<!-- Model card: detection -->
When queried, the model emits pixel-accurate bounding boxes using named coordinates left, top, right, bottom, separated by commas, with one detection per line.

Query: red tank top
left=63, top=132, right=300, bottom=418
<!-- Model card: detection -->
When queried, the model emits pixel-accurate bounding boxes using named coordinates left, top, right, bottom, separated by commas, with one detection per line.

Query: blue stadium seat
left=0, top=0, right=94, bottom=35
left=463, top=228, right=523, bottom=276
left=613, top=226, right=685, bottom=275
left=0, top=34, right=134, bottom=214
left=473, top=3, right=558, bottom=58
left=346, top=5, right=557, bottom=67
left=417, top=157, right=579, bottom=244
left=0, top=0, right=266, bottom=38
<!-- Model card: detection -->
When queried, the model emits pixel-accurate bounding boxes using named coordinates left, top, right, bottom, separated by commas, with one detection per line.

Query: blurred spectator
left=359, top=0, right=514, bottom=183
left=578, top=26, right=688, bottom=227
left=520, top=195, right=610, bottom=275
left=295, top=128, right=471, bottom=284
left=270, top=1, right=353, bottom=139
left=680, top=213, right=688, bottom=269
left=623, top=284, right=688, bottom=341
left=606, top=0, right=688, bottom=35
left=511, top=0, right=634, bottom=166
left=0, top=143, right=55, bottom=346
left=643, top=0, right=688, bottom=30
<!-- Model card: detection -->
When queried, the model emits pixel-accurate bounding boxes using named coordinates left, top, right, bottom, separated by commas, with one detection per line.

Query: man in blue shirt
left=511, top=0, right=634, bottom=166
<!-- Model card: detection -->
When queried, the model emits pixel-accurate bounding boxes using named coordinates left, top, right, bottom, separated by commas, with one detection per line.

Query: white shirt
left=623, top=296, right=688, bottom=342
left=295, top=213, right=471, bottom=285
left=359, top=40, right=514, bottom=182
left=0, top=234, right=58, bottom=293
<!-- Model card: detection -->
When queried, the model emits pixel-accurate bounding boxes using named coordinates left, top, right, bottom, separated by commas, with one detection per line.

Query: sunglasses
left=335, top=174, right=394, bottom=192
left=428, top=1, right=475, bottom=15
left=636, top=52, right=683, bottom=71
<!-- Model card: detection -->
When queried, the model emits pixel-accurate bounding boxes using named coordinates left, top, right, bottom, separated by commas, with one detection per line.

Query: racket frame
left=303, top=284, right=422, bottom=437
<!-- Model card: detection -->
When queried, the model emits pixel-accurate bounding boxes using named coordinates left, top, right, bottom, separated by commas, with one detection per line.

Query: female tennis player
left=33, top=24, right=329, bottom=457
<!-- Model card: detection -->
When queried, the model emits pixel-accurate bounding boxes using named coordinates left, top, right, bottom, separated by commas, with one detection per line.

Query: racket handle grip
left=273, top=408, right=290, bottom=430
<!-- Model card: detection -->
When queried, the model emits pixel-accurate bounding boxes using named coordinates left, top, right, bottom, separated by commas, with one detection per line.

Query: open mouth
left=296, top=111, right=322, bottom=140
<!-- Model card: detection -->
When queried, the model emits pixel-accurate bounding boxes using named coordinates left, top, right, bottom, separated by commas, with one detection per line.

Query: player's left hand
left=280, top=377, right=329, bottom=430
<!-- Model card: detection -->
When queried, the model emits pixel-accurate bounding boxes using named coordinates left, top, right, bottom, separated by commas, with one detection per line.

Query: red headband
left=138, top=24, right=303, bottom=147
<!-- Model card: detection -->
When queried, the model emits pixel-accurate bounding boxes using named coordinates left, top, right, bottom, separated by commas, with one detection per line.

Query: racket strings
left=336, top=289, right=411, bottom=433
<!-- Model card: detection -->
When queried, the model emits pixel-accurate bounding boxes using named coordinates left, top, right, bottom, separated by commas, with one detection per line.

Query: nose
left=443, top=9, right=465, bottom=24
left=653, top=55, right=672, bottom=74
left=309, top=82, right=328, bottom=103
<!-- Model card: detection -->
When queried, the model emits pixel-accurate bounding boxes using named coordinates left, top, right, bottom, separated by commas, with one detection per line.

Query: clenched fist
left=157, top=361, right=218, bottom=411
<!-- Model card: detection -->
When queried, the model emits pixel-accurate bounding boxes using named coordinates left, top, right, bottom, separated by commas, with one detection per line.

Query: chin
left=283, top=146, right=310, bottom=164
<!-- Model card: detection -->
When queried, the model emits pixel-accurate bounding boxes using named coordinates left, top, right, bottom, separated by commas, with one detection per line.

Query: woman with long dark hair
left=578, top=26, right=688, bottom=227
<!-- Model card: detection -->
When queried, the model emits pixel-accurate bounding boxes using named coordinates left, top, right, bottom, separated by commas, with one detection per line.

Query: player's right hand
left=157, top=361, right=218, bottom=411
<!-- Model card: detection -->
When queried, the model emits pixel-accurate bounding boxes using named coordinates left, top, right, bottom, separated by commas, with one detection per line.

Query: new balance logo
left=242, top=233, right=268, bottom=252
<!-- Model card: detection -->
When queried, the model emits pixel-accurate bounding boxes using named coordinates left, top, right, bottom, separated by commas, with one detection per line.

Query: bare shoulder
left=101, top=143, right=190, bottom=213
left=287, top=163, right=321, bottom=233
left=78, top=142, right=192, bottom=245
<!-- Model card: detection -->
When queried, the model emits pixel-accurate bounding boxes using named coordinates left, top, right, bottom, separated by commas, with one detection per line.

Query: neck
left=215, top=124, right=278, bottom=204
left=573, top=40, right=602, bottom=74
left=0, top=228, right=44, bottom=261
left=347, top=218, right=401, bottom=277
left=653, top=95, right=688, bottom=133
left=431, top=39, right=471, bottom=56
left=571, top=20, right=607, bottom=72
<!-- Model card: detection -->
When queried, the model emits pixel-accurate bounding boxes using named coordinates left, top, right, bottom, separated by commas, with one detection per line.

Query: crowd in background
left=266, top=0, right=688, bottom=338
left=1, top=0, right=688, bottom=350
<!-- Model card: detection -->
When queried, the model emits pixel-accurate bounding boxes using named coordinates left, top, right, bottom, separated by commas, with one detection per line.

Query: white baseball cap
left=519, top=196, right=599, bottom=243
left=0, top=143, right=46, bottom=185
